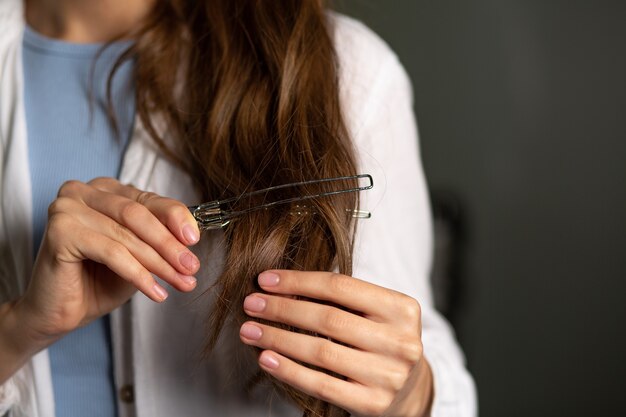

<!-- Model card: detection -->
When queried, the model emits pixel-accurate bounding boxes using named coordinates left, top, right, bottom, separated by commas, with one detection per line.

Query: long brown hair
left=113, top=1, right=358, bottom=415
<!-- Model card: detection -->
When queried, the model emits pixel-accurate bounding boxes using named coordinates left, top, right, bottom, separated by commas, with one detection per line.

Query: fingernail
left=258, top=272, right=280, bottom=287
left=240, top=323, right=263, bottom=340
left=182, top=224, right=200, bottom=244
left=153, top=283, right=169, bottom=301
left=243, top=295, right=266, bottom=313
left=259, top=352, right=279, bottom=369
left=178, top=274, right=197, bottom=286
left=180, top=251, right=199, bottom=271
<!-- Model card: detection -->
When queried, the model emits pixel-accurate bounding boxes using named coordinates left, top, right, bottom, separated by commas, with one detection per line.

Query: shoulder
left=329, top=12, right=413, bottom=94
left=330, top=13, right=401, bottom=73
left=328, top=12, right=414, bottom=142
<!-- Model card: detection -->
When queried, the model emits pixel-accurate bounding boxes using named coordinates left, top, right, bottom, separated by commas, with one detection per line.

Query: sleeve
left=0, top=362, right=38, bottom=417
left=0, top=377, right=19, bottom=416
left=344, top=28, right=478, bottom=417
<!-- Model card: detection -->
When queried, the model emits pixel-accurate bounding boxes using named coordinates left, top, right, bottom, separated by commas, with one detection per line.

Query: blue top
left=22, top=25, right=135, bottom=417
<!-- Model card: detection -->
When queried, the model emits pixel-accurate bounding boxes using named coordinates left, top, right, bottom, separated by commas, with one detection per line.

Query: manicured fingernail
left=153, top=283, right=168, bottom=301
left=240, top=323, right=262, bottom=340
left=259, top=352, right=279, bottom=369
left=179, top=251, right=199, bottom=271
left=182, top=224, right=200, bottom=244
left=178, top=274, right=197, bottom=286
left=243, top=295, right=266, bottom=312
left=258, top=272, right=280, bottom=287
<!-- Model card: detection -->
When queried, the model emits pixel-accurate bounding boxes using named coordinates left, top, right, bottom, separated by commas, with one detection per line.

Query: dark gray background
left=338, top=1, right=626, bottom=416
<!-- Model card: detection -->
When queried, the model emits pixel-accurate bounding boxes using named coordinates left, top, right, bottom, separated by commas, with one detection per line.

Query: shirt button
left=119, top=384, right=135, bottom=404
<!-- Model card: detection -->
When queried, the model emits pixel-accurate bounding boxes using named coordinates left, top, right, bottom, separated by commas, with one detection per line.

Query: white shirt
left=0, top=0, right=477, bottom=415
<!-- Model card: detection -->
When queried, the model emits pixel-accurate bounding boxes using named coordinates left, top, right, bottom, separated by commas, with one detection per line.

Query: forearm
left=0, top=300, right=50, bottom=385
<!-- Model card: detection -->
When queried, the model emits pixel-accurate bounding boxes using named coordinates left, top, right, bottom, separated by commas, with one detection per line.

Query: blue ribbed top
left=22, top=25, right=135, bottom=417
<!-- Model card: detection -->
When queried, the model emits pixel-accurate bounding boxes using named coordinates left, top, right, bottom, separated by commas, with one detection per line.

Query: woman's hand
left=239, top=270, right=434, bottom=417
left=18, top=177, right=201, bottom=345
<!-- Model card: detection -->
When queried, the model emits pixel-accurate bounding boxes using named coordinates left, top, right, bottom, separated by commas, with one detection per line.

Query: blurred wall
left=337, top=1, right=626, bottom=416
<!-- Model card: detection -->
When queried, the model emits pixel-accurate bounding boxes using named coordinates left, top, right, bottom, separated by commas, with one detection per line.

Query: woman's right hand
left=4, top=177, right=201, bottom=363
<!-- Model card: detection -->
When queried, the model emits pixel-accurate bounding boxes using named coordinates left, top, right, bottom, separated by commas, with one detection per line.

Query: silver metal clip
left=190, top=202, right=231, bottom=230
left=188, top=174, right=373, bottom=231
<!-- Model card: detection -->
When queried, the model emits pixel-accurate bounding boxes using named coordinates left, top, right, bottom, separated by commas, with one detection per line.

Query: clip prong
left=350, top=209, right=372, bottom=219
left=288, top=205, right=371, bottom=219
left=188, top=174, right=373, bottom=231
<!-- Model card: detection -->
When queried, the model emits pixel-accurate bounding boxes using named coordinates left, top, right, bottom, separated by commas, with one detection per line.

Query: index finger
left=88, top=177, right=200, bottom=246
left=257, top=270, right=403, bottom=321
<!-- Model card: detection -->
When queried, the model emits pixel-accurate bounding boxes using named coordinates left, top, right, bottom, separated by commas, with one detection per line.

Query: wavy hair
left=111, top=1, right=358, bottom=415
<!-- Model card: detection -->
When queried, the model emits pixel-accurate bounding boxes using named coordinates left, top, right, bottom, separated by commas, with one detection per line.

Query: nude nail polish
left=240, top=323, right=262, bottom=340
left=182, top=224, right=199, bottom=244
left=179, top=251, right=199, bottom=271
left=153, top=283, right=169, bottom=301
left=259, top=352, right=279, bottom=369
left=258, top=272, right=280, bottom=287
left=178, top=274, right=197, bottom=286
left=243, top=295, right=266, bottom=312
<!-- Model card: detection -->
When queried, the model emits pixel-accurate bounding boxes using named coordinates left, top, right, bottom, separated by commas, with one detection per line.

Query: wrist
left=0, top=300, right=57, bottom=384
left=12, top=296, right=65, bottom=350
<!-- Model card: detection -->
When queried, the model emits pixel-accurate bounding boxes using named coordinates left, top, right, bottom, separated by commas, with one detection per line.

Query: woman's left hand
left=239, top=270, right=434, bottom=417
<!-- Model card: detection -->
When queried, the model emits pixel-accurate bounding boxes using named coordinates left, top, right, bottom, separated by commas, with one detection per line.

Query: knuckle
left=136, top=191, right=158, bottom=205
left=119, top=260, right=151, bottom=287
left=270, top=297, right=291, bottom=322
left=57, top=180, right=83, bottom=197
left=119, top=201, right=146, bottom=224
left=161, top=235, right=182, bottom=252
left=46, top=212, right=74, bottom=245
left=328, top=273, right=354, bottom=295
left=161, top=203, right=190, bottom=230
left=47, top=197, right=72, bottom=216
left=320, top=308, right=349, bottom=336
left=280, top=357, right=298, bottom=381
left=399, top=339, right=423, bottom=363
left=398, top=295, right=421, bottom=322
left=169, top=202, right=190, bottom=221
left=385, top=367, right=409, bottom=392
left=281, top=271, right=299, bottom=292
left=383, top=287, right=400, bottom=305
left=88, top=177, right=117, bottom=189
left=264, top=328, right=285, bottom=351
left=313, top=340, right=339, bottom=368
left=138, top=273, right=155, bottom=289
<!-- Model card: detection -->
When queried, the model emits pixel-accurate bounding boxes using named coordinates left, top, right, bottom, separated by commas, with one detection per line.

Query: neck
left=25, top=0, right=155, bottom=43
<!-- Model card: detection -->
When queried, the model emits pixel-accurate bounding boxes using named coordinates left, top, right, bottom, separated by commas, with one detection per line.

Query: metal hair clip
left=188, top=174, right=373, bottom=231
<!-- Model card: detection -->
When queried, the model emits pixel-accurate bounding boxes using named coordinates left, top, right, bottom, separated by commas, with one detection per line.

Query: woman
left=0, top=0, right=476, bottom=416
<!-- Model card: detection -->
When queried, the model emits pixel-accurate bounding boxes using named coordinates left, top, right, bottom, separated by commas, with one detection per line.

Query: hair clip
left=188, top=174, right=373, bottom=231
